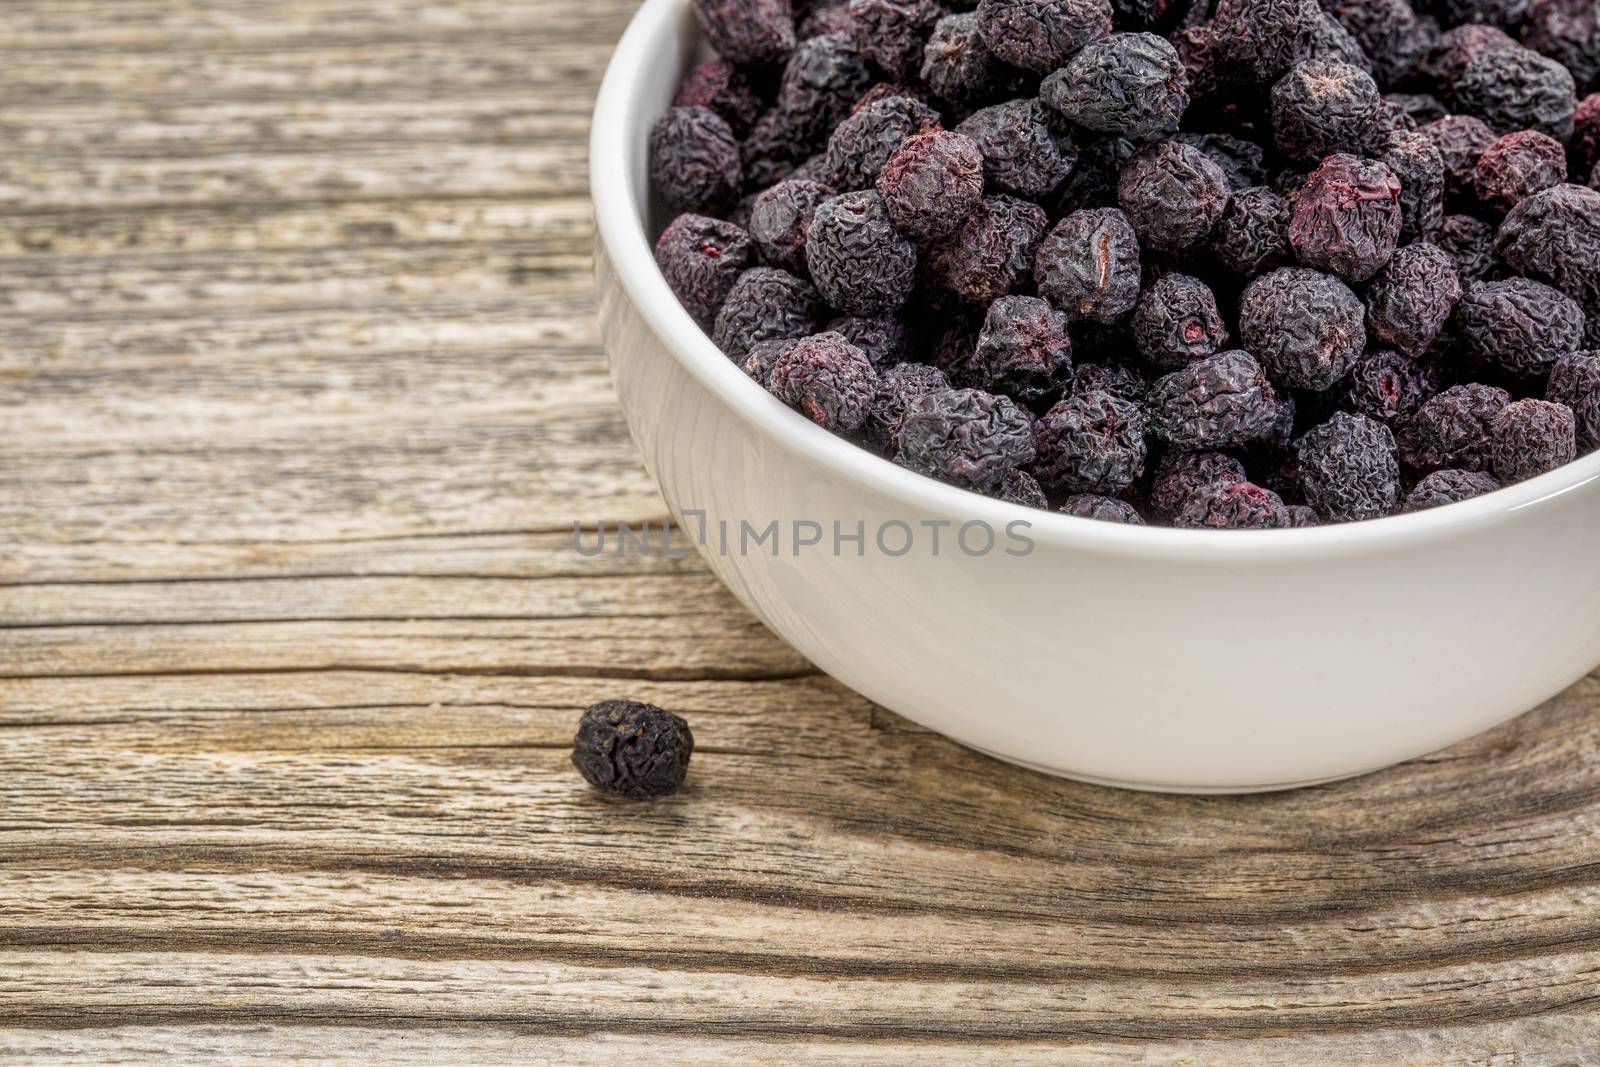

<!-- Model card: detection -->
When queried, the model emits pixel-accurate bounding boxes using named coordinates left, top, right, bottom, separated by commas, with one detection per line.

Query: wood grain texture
left=3, top=0, right=1600, bottom=1061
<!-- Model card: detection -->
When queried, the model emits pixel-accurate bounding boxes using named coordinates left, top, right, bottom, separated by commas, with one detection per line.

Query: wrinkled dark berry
left=824, top=95, right=942, bottom=189
left=1402, top=468, right=1501, bottom=511
left=1270, top=61, right=1385, bottom=165
left=1210, top=0, right=1326, bottom=84
left=742, top=108, right=816, bottom=190
left=1524, top=0, right=1600, bottom=94
left=1364, top=243, right=1462, bottom=355
left=974, top=295, right=1075, bottom=405
left=1545, top=351, right=1600, bottom=450
left=849, top=0, right=946, bottom=77
left=572, top=699, right=693, bottom=799
left=1131, top=274, right=1228, bottom=370
left=800, top=1, right=858, bottom=39
left=769, top=331, right=881, bottom=433
left=926, top=194, right=1050, bottom=302
left=1295, top=411, right=1401, bottom=520
left=1289, top=153, right=1403, bottom=281
left=741, top=338, right=795, bottom=385
left=956, top=98, right=1079, bottom=198
left=995, top=468, right=1051, bottom=506
left=674, top=61, right=766, bottom=137
left=1488, top=397, right=1577, bottom=481
left=1379, top=130, right=1446, bottom=243
left=1396, top=381, right=1512, bottom=472
left=1421, top=24, right=1517, bottom=86
left=1238, top=266, right=1366, bottom=390
left=692, top=0, right=796, bottom=66
left=1034, top=207, right=1143, bottom=321
left=1420, top=114, right=1498, bottom=197
left=1323, top=0, right=1431, bottom=88
left=1454, top=45, right=1576, bottom=140
left=1041, top=32, right=1190, bottom=139
left=1175, top=479, right=1293, bottom=527
left=1452, top=277, right=1585, bottom=377
left=897, top=387, right=1038, bottom=487
left=713, top=267, right=822, bottom=356
left=1118, top=140, right=1230, bottom=253
left=1427, top=0, right=1527, bottom=30
left=807, top=190, right=919, bottom=314
left=1436, top=212, right=1499, bottom=282
left=1147, top=349, right=1281, bottom=448
left=1572, top=94, right=1600, bottom=178
left=1385, top=93, right=1447, bottom=128
left=1473, top=130, right=1567, bottom=213
left=778, top=35, right=876, bottom=144
left=1031, top=389, right=1148, bottom=493
left=655, top=213, right=757, bottom=324
left=1287, top=503, right=1321, bottom=525
left=922, top=12, right=1009, bottom=105
left=1072, top=360, right=1149, bottom=403
left=1147, top=449, right=1247, bottom=518
left=1495, top=184, right=1600, bottom=310
left=1212, top=185, right=1293, bottom=275
left=650, top=107, right=743, bottom=215
left=1303, top=10, right=1372, bottom=71
left=1060, top=493, right=1147, bottom=522
left=976, top=0, right=1114, bottom=73
left=1175, top=132, right=1269, bottom=190
left=863, top=360, right=952, bottom=449
left=1340, top=347, right=1443, bottom=426
left=877, top=130, right=987, bottom=239
left=827, top=314, right=912, bottom=367
left=1053, top=134, right=1139, bottom=214
left=750, top=180, right=835, bottom=275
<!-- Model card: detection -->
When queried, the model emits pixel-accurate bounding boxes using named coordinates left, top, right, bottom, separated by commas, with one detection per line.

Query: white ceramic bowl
left=591, top=0, right=1600, bottom=792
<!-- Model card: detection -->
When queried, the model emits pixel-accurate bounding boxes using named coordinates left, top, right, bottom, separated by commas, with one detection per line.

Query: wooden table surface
left=4, top=0, right=1600, bottom=1061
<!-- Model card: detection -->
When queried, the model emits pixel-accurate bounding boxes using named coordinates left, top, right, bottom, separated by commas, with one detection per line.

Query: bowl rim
left=589, top=0, right=1600, bottom=562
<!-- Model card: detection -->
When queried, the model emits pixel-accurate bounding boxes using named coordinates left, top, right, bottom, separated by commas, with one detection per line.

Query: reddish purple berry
left=1175, top=480, right=1293, bottom=528
left=1295, top=411, right=1402, bottom=521
left=749, top=180, right=835, bottom=275
left=975, top=0, right=1113, bottom=74
left=692, top=0, right=796, bottom=66
left=848, top=0, right=946, bottom=78
left=1341, top=348, right=1443, bottom=427
left=1488, top=398, right=1577, bottom=482
left=823, top=95, right=942, bottom=189
left=674, top=61, right=766, bottom=136
left=926, top=195, right=1049, bottom=303
left=1473, top=130, right=1568, bottom=213
left=1364, top=243, right=1463, bottom=355
left=876, top=130, right=986, bottom=240
left=1545, top=351, right=1600, bottom=451
left=1396, top=382, right=1513, bottom=473
left=769, top=331, right=880, bottom=433
left=1270, top=61, right=1385, bottom=165
left=1117, top=140, right=1230, bottom=253
left=1289, top=153, right=1404, bottom=281
left=1147, top=449, right=1247, bottom=519
left=655, top=213, right=756, bottom=324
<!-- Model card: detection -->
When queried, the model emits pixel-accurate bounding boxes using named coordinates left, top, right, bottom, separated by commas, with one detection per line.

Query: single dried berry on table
left=1060, top=493, right=1147, bottom=522
left=1147, top=349, right=1281, bottom=449
left=1041, top=32, right=1190, bottom=139
left=1396, top=382, right=1513, bottom=472
left=749, top=180, right=836, bottom=275
left=770, top=331, right=881, bottom=433
left=1488, top=398, right=1577, bottom=481
left=1403, top=468, right=1502, bottom=512
left=1341, top=348, right=1444, bottom=426
left=1033, top=208, right=1143, bottom=321
left=974, top=295, right=1075, bottom=406
left=1295, top=411, right=1402, bottom=521
left=650, top=106, right=743, bottom=215
left=1131, top=273, right=1227, bottom=371
left=955, top=98, right=1079, bottom=198
left=897, top=387, right=1038, bottom=488
left=975, top=0, right=1113, bottom=74
left=876, top=130, right=986, bottom=239
left=1030, top=389, right=1148, bottom=494
left=712, top=267, right=821, bottom=357
left=926, top=194, right=1050, bottom=303
left=1269, top=61, right=1386, bottom=165
left=1473, top=130, right=1568, bottom=213
left=1117, top=140, right=1230, bottom=253
left=1452, top=277, right=1585, bottom=377
left=571, top=700, right=694, bottom=800
left=654, top=213, right=755, bottom=324
left=1364, top=243, right=1463, bottom=355
left=1238, top=267, right=1366, bottom=391
left=823, top=95, right=941, bottom=190
left=806, top=190, right=919, bottom=315
left=1288, top=153, right=1404, bottom=282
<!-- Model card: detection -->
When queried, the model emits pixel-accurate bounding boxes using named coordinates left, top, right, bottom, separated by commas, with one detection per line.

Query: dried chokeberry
left=692, top=0, right=796, bottom=66
left=926, top=194, right=1050, bottom=303
left=1473, top=130, right=1567, bottom=214
left=824, top=95, right=942, bottom=189
left=1454, top=45, right=1576, bottom=141
left=1495, top=184, right=1600, bottom=311
left=674, top=61, right=766, bottom=137
left=1175, top=132, right=1269, bottom=190
left=1488, top=397, right=1577, bottom=481
left=1340, top=347, right=1443, bottom=426
left=1402, top=468, right=1501, bottom=511
left=1117, top=140, right=1230, bottom=253
left=1545, top=351, right=1600, bottom=450
left=1435, top=212, right=1499, bottom=282
left=921, top=12, right=1010, bottom=105
left=956, top=98, right=1079, bottom=198
left=750, top=180, right=836, bottom=275
left=1147, top=349, right=1281, bottom=449
left=1572, top=93, right=1600, bottom=177
left=712, top=267, right=822, bottom=357
left=849, top=0, right=946, bottom=77
left=1323, top=0, right=1431, bottom=88
left=807, top=190, right=919, bottom=315
left=1131, top=273, right=1227, bottom=370
left=976, top=0, right=1114, bottom=73
left=1147, top=449, right=1248, bottom=519
left=1288, top=153, right=1404, bottom=281
left=1452, top=277, right=1585, bottom=377
left=1420, top=114, right=1498, bottom=198
left=1041, top=32, right=1190, bottom=139
left=864, top=360, right=952, bottom=450
left=974, top=295, right=1075, bottom=405
left=1031, top=389, right=1148, bottom=494
left=1060, top=493, right=1147, bottom=522
left=1295, top=411, right=1402, bottom=520
left=1270, top=61, right=1386, bottom=165
left=1174, top=480, right=1293, bottom=528
left=827, top=314, right=912, bottom=368
left=1238, top=266, right=1366, bottom=390
left=741, top=338, right=795, bottom=385
left=897, top=387, right=1038, bottom=488
left=1396, top=382, right=1512, bottom=472
left=655, top=213, right=757, bottom=324
left=1523, top=0, right=1599, bottom=95
left=1209, top=0, right=1326, bottom=84
left=1379, top=130, right=1446, bottom=243
left=650, top=107, right=743, bottom=216
left=769, top=331, right=881, bottom=433
left=1364, top=243, right=1462, bottom=355
left=571, top=700, right=694, bottom=799
left=877, top=130, right=987, bottom=239
left=1211, top=185, right=1293, bottom=275
left=995, top=468, right=1051, bottom=506
left=1034, top=207, right=1143, bottom=320
left=1072, top=360, right=1148, bottom=403
left=778, top=34, right=877, bottom=145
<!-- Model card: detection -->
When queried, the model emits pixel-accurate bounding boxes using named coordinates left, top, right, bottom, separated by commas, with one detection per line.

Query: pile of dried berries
left=651, top=0, right=1600, bottom=528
